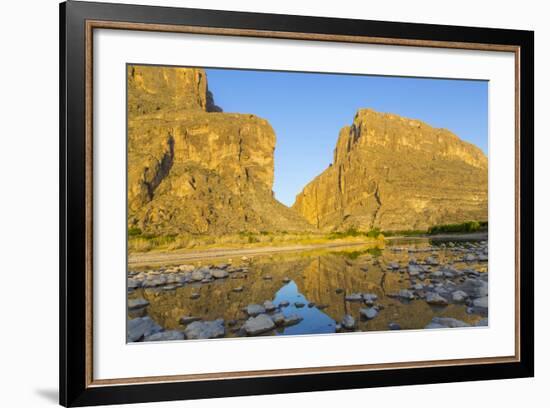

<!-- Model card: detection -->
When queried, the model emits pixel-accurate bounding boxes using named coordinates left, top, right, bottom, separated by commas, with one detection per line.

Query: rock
left=190, top=292, right=200, bottom=300
left=232, top=286, right=244, bottom=292
left=128, top=278, right=142, bottom=289
left=178, top=265, right=195, bottom=273
left=408, top=264, right=423, bottom=276
left=316, top=304, right=329, bottom=310
left=425, top=317, right=470, bottom=329
left=191, top=270, right=206, bottom=282
left=363, top=293, right=378, bottom=305
left=294, top=302, right=305, bottom=308
left=279, top=300, right=290, bottom=307
left=291, top=108, right=488, bottom=231
left=184, top=319, right=225, bottom=339
left=388, top=262, right=400, bottom=270
left=452, top=290, right=469, bottom=303
left=397, top=289, right=415, bottom=300
left=128, top=65, right=315, bottom=238
left=128, top=298, right=149, bottom=310
left=360, top=307, right=378, bottom=320
left=246, top=304, right=266, bottom=316
left=473, top=296, right=488, bottom=308
left=345, top=293, right=363, bottom=302
left=127, top=317, right=162, bottom=342
left=282, top=314, right=303, bottom=327
left=341, top=315, right=356, bottom=330
left=243, top=314, right=275, bottom=335
left=271, top=313, right=286, bottom=326
left=211, top=269, right=229, bottom=279
left=241, top=256, right=249, bottom=261
left=426, top=292, right=448, bottom=306
left=282, top=277, right=291, bottom=283
left=425, top=257, right=439, bottom=266
left=216, top=263, right=230, bottom=269
left=263, top=275, right=273, bottom=280
left=263, top=300, right=277, bottom=312
left=388, top=322, right=401, bottom=330
left=335, top=288, right=344, bottom=294
left=459, top=278, right=488, bottom=298
left=179, top=316, right=202, bottom=325
left=307, top=302, right=316, bottom=308
left=144, top=330, right=185, bottom=341
left=464, top=253, right=477, bottom=262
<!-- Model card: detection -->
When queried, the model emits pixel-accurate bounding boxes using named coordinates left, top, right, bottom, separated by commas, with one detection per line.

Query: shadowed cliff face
left=127, top=65, right=314, bottom=235
left=293, top=109, right=488, bottom=232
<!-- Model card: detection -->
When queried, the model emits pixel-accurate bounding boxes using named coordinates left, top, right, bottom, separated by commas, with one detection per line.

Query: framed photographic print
left=59, top=1, right=534, bottom=406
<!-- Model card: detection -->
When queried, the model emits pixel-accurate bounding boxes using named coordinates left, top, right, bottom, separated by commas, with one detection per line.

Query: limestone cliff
left=128, top=65, right=313, bottom=235
left=292, top=109, right=488, bottom=232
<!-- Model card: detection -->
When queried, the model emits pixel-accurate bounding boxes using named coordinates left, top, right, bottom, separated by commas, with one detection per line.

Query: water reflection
left=129, top=238, right=488, bottom=340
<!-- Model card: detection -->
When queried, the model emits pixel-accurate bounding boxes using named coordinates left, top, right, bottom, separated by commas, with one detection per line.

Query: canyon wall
left=128, top=65, right=313, bottom=235
left=293, top=109, right=488, bottom=231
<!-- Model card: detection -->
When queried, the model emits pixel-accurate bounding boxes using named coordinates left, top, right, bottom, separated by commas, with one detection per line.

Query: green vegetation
left=127, top=221, right=486, bottom=253
left=128, top=227, right=142, bottom=237
left=328, top=227, right=383, bottom=240
left=128, top=227, right=384, bottom=253
left=382, top=221, right=488, bottom=237
left=427, top=221, right=487, bottom=235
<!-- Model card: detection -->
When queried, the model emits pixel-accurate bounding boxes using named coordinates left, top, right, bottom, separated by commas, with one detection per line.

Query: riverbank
left=128, top=240, right=376, bottom=267
left=128, top=231, right=487, bottom=267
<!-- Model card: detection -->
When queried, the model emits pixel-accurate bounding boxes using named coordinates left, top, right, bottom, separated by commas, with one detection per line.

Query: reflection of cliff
left=136, top=258, right=312, bottom=330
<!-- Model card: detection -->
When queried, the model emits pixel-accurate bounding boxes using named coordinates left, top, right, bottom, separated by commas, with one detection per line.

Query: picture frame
left=60, top=1, right=534, bottom=406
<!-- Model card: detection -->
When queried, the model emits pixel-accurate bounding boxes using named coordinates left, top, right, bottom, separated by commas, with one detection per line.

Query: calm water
left=128, top=237, right=488, bottom=339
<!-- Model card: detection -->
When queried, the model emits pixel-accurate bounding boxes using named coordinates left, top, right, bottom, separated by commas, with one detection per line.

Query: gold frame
left=84, top=20, right=521, bottom=388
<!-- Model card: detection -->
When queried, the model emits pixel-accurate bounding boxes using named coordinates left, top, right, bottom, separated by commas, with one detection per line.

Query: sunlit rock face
left=127, top=65, right=314, bottom=235
left=293, top=109, right=488, bottom=232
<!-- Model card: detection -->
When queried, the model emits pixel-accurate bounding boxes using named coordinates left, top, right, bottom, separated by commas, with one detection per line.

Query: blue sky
left=206, top=68, right=488, bottom=207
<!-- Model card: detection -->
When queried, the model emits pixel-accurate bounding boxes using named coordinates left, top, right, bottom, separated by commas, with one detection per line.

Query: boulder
left=246, top=304, right=266, bottom=316
left=184, top=319, right=225, bottom=339
left=127, top=317, right=162, bottom=342
left=243, top=314, right=275, bottom=335
left=144, top=330, right=185, bottom=341
left=426, top=292, right=448, bottom=306
left=128, top=298, right=149, bottom=310
left=341, top=314, right=356, bottom=330
left=360, top=307, right=378, bottom=320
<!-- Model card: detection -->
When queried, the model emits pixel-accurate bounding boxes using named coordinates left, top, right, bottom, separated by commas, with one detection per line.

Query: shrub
left=128, top=227, right=142, bottom=237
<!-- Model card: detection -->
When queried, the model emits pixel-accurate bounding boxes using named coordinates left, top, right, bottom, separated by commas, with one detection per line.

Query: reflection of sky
left=272, top=281, right=336, bottom=335
left=206, top=68, right=488, bottom=207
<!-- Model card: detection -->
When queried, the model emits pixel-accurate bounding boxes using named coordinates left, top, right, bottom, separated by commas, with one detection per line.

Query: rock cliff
left=292, top=109, right=488, bottom=231
left=128, top=65, right=313, bottom=235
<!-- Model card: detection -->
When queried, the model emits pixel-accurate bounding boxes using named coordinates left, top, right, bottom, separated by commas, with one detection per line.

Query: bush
left=366, top=228, right=381, bottom=238
left=128, top=227, right=142, bottom=237
left=427, top=221, right=484, bottom=235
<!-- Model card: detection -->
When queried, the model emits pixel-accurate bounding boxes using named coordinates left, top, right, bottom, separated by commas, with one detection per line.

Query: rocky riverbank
left=127, top=238, right=488, bottom=342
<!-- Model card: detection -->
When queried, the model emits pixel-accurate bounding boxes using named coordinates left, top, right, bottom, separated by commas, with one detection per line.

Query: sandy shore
left=128, top=241, right=373, bottom=267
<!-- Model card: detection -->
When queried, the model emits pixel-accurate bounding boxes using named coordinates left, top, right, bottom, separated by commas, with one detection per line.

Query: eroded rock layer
left=292, top=109, right=488, bottom=231
left=128, top=65, right=313, bottom=235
